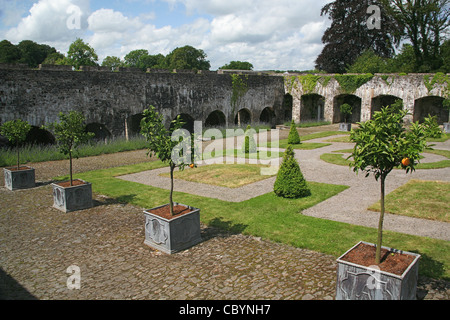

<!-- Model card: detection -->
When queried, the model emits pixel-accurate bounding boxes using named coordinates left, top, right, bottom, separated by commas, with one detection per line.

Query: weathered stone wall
left=0, top=66, right=285, bottom=137
left=287, top=73, right=449, bottom=124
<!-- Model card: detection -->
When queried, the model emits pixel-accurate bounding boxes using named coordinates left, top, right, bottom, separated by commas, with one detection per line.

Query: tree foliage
left=274, top=145, right=311, bottom=199
left=0, top=119, right=31, bottom=169
left=67, top=38, right=98, bottom=70
left=287, top=120, right=301, bottom=144
left=44, top=111, right=94, bottom=185
left=162, top=45, right=210, bottom=71
left=242, top=125, right=257, bottom=154
left=140, top=105, right=196, bottom=216
left=123, top=49, right=164, bottom=70
left=0, top=39, right=60, bottom=67
left=381, top=0, right=450, bottom=72
left=220, top=61, right=254, bottom=70
left=316, top=0, right=400, bottom=73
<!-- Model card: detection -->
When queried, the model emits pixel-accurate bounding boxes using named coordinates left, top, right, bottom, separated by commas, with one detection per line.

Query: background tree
left=220, top=61, right=254, bottom=70
left=44, top=111, right=94, bottom=186
left=101, top=56, right=124, bottom=70
left=381, top=0, right=450, bottom=72
left=42, top=51, right=67, bottom=65
left=17, top=40, right=57, bottom=67
left=162, top=45, right=210, bottom=71
left=349, top=105, right=431, bottom=264
left=67, top=38, right=98, bottom=70
left=123, top=49, right=165, bottom=70
left=315, top=0, right=400, bottom=73
left=0, top=40, right=21, bottom=64
left=346, top=49, right=389, bottom=73
left=0, top=119, right=31, bottom=169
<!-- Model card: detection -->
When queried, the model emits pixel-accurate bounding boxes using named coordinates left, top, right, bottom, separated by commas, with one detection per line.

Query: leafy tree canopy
left=67, top=38, right=98, bottom=70
left=220, top=61, right=254, bottom=70
left=162, top=45, right=210, bottom=71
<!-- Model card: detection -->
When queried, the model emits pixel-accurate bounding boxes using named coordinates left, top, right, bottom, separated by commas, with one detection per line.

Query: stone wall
left=287, top=73, right=449, bottom=124
left=0, top=66, right=285, bottom=137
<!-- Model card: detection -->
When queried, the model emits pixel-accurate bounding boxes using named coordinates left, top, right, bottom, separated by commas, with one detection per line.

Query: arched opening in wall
left=86, top=123, right=112, bottom=141
left=414, top=96, right=447, bottom=124
left=205, top=110, right=226, bottom=128
left=126, top=113, right=144, bottom=137
left=234, top=108, right=251, bottom=127
left=301, top=94, right=325, bottom=122
left=333, top=94, right=362, bottom=123
left=170, top=113, right=195, bottom=134
left=260, top=107, right=276, bottom=126
left=371, top=95, right=403, bottom=119
left=282, top=94, right=293, bottom=122
left=21, top=126, right=55, bottom=146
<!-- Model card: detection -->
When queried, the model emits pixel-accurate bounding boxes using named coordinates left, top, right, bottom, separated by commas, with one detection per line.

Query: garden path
left=119, top=129, right=450, bottom=241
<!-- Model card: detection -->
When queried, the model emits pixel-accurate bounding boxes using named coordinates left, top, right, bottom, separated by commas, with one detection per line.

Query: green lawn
left=368, top=179, right=450, bottom=222
left=66, top=160, right=450, bottom=280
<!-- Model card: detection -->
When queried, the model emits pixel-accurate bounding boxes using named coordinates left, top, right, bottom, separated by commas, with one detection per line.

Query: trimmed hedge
left=287, top=120, right=301, bottom=144
left=274, top=145, right=311, bottom=198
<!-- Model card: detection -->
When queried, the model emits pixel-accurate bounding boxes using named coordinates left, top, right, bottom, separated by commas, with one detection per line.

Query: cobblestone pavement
left=0, top=185, right=448, bottom=300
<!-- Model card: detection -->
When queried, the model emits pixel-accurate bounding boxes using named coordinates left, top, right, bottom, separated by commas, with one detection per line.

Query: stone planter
left=3, top=166, right=35, bottom=190
left=144, top=203, right=202, bottom=254
left=336, top=241, right=420, bottom=300
left=443, top=123, right=450, bottom=134
left=51, top=179, right=93, bottom=212
left=339, top=123, right=352, bottom=132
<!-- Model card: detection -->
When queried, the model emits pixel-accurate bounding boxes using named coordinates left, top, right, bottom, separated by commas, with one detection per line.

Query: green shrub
left=273, top=145, right=311, bottom=198
left=287, top=120, right=301, bottom=144
left=422, top=115, right=442, bottom=139
left=242, top=125, right=257, bottom=153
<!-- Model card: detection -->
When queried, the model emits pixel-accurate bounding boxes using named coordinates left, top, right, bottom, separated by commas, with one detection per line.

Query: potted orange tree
left=1, top=119, right=35, bottom=190
left=140, top=105, right=201, bottom=254
left=336, top=104, right=431, bottom=300
left=45, top=111, right=94, bottom=212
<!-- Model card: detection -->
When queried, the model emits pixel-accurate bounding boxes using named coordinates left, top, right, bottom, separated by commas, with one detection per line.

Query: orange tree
left=140, top=105, right=197, bottom=216
left=349, top=104, right=431, bottom=264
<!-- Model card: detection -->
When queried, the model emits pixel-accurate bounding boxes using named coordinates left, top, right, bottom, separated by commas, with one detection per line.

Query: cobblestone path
left=0, top=185, right=448, bottom=300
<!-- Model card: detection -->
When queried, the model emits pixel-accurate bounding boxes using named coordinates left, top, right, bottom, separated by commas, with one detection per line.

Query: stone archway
left=171, top=113, right=195, bottom=133
left=282, top=94, right=293, bottom=122
left=234, top=108, right=251, bottom=127
left=205, top=110, right=227, bottom=128
left=260, top=107, right=276, bottom=126
left=125, top=113, right=144, bottom=138
left=333, top=94, right=362, bottom=123
left=86, top=123, right=112, bottom=141
left=301, top=94, right=325, bottom=122
left=371, top=95, right=403, bottom=119
left=414, top=96, right=447, bottom=124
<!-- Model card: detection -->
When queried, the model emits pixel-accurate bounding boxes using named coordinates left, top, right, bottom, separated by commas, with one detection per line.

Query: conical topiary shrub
left=274, top=145, right=311, bottom=198
left=242, top=125, right=257, bottom=153
left=287, top=120, right=301, bottom=144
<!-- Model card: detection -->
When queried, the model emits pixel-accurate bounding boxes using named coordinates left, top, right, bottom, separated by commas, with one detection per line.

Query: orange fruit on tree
left=189, top=163, right=195, bottom=168
left=401, top=158, right=410, bottom=167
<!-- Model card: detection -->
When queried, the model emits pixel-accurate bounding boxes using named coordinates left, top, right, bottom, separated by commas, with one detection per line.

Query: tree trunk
left=169, top=163, right=175, bottom=216
left=16, top=141, right=20, bottom=170
left=376, top=174, right=386, bottom=265
left=69, top=151, right=73, bottom=186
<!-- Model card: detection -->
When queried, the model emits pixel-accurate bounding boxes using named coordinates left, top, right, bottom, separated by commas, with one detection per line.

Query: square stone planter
left=51, top=179, right=93, bottom=212
left=339, top=123, right=352, bottom=132
left=336, top=241, right=420, bottom=300
left=144, top=203, right=202, bottom=254
left=443, top=122, right=450, bottom=134
left=3, top=166, right=35, bottom=190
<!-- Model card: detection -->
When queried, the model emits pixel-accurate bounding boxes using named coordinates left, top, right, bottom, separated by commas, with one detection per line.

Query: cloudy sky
left=0, top=0, right=332, bottom=70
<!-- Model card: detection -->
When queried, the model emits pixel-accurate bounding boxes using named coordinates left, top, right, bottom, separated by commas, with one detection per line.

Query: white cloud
left=1, top=0, right=331, bottom=70
left=5, top=0, right=90, bottom=43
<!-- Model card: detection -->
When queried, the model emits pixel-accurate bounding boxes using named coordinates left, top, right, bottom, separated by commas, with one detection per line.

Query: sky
left=0, top=0, right=332, bottom=70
